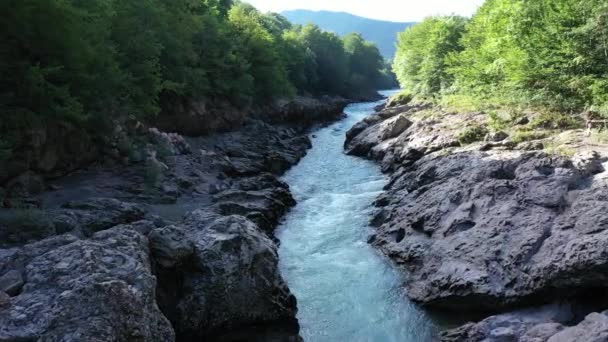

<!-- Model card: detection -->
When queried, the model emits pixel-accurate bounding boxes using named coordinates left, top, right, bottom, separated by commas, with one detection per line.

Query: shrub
left=457, top=124, right=488, bottom=145
left=387, top=91, right=414, bottom=107
left=511, top=129, right=549, bottom=143
left=530, top=112, right=581, bottom=130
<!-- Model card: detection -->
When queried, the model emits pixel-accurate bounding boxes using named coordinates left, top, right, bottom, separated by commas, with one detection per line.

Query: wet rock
left=0, top=270, right=23, bottom=296
left=0, top=226, right=174, bottom=341
left=175, top=215, right=297, bottom=339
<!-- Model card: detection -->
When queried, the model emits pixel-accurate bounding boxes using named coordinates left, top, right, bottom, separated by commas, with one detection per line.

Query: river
left=276, top=91, right=438, bottom=341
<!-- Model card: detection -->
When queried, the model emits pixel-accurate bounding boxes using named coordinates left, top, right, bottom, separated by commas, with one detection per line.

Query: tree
left=393, top=16, right=468, bottom=97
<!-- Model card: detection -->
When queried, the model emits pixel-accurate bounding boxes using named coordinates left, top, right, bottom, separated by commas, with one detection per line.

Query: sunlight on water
left=276, top=90, right=437, bottom=341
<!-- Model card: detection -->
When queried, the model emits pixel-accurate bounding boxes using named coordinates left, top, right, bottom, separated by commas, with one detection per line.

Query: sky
left=242, top=0, right=486, bottom=22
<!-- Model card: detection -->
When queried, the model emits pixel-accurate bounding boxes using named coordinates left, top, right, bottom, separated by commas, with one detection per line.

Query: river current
left=276, top=91, right=437, bottom=341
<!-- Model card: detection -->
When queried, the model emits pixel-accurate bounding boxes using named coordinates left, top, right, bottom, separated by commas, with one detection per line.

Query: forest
left=0, top=0, right=394, bottom=161
left=394, top=0, right=608, bottom=120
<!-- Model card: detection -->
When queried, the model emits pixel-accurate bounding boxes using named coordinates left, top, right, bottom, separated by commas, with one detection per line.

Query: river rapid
left=276, top=91, right=438, bottom=341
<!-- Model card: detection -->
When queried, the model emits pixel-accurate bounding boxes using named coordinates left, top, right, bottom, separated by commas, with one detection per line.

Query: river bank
left=0, top=95, right=354, bottom=341
left=345, top=100, right=608, bottom=340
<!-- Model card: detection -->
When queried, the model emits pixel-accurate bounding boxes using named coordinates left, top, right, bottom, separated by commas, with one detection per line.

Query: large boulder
left=0, top=226, right=174, bottom=341
left=175, top=215, right=297, bottom=339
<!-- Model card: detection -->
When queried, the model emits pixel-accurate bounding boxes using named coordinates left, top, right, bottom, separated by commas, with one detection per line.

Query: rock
left=149, top=225, right=195, bottom=268
left=258, top=96, right=349, bottom=125
left=485, top=131, right=509, bottom=142
left=175, top=215, right=297, bottom=339
left=212, top=188, right=296, bottom=234
left=515, top=116, right=530, bottom=125
left=147, top=128, right=192, bottom=156
left=442, top=306, right=608, bottom=342
left=6, top=171, right=45, bottom=196
left=346, top=103, right=608, bottom=315
left=0, top=291, right=9, bottom=307
left=0, top=209, right=57, bottom=247
left=0, top=226, right=174, bottom=341
left=572, top=150, right=605, bottom=176
left=0, top=270, right=24, bottom=296
left=60, top=198, right=147, bottom=237
left=440, top=303, right=574, bottom=341
left=381, top=114, right=412, bottom=140
left=548, top=312, right=608, bottom=341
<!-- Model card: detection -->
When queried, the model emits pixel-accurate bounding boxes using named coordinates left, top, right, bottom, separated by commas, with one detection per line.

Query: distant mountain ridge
left=281, top=10, right=415, bottom=59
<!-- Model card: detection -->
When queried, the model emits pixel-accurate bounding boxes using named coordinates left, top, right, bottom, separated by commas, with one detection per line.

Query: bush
left=457, top=124, right=488, bottom=145
left=387, top=91, right=413, bottom=107
left=511, top=129, right=549, bottom=143
left=530, top=112, right=581, bottom=130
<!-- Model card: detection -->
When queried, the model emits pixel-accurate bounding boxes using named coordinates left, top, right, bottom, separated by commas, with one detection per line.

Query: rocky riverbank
left=0, top=96, right=350, bottom=341
left=345, top=101, right=608, bottom=340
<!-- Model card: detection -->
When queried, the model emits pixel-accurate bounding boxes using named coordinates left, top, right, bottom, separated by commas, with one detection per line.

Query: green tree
left=393, top=16, right=468, bottom=97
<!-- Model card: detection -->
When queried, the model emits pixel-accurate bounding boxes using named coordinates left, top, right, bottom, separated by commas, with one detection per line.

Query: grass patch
left=511, top=129, right=550, bottom=143
left=544, top=140, right=575, bottom=158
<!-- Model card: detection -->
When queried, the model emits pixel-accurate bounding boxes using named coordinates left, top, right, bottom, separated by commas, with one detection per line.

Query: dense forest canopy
left=393, top=0, right=608, bottom=117
left=0, top=0, right=394, bottom=160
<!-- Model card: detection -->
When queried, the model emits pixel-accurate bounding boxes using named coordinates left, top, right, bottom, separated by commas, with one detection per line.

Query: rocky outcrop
left=441, top=305, right=608, bottom=342
left=156, top=96, right=349, bottom=137
left=0, top=226, right=174, bottom=341
left=165, top=215, right=297, bottom=340
left=256, top=96, right=350, bottom=126
left=346, top=102, right=608, bottom=335
left=0, top=92, right=343, bottom=340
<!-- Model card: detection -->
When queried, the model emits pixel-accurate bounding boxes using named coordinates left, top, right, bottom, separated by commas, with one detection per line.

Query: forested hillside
left=282, top=10, right=414, bottom=58
left=0, top=0, right=392, bottom=173
left=394, top=0, right=608, bottom=120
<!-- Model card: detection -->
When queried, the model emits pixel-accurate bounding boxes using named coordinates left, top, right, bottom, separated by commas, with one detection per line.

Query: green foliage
left=393, top=0, right=608, bottom=129
left=394, top=16, right=468, bottom=97
left=1, top=0, right=388, bottom=159
left=511, top=129, right=549, bottom=144
left=387, top=91, right=413, bottom=107
left=530, top=112, right=581, bottom=130
left=457, top=124, right=488, bottom=145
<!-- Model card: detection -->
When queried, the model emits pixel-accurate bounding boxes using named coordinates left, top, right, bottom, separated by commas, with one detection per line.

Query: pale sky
left=242, top=0, right=486, bottom=22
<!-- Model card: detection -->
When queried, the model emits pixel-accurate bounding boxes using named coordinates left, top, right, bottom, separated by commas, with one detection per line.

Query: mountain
left=281, top=10, right=415, bottom=59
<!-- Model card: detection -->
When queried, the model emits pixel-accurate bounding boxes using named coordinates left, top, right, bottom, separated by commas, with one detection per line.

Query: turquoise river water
left=276, top=91, right=438, bottom=341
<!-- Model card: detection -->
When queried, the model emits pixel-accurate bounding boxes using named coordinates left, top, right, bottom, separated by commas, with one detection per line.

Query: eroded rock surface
left=0, top=97, right=341, bottom=340
left=441, top=305, right=608, bottom=342
left=346, top=102, right=608, bottom=336
left=0, top=226, right=174, bottom=341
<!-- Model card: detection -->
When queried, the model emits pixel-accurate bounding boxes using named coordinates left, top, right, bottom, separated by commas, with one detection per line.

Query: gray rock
left=0, top=270, right=23, bottom=296
left=485, top=131, right=509, bottom=142
left=381, top=114, right=412, bottom=140
left=149, top=225, right=195, bottom=268
left=441, top=303, right=574, bottom=341
left=346, top=104, right=608, bottom=314
left=0, top=226, right=174, bottom=341
left=442, top=307, right=608, bottom=342
left=175, top=215, right=297, bottom=339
